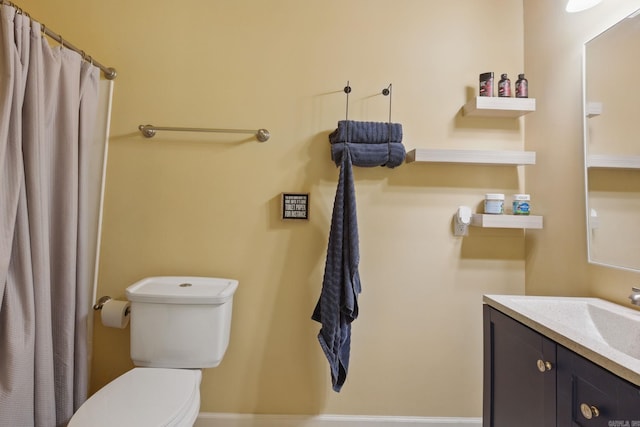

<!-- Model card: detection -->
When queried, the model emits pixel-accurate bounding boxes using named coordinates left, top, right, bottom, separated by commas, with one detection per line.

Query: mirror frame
left=583, top=8, right=640, bottom=273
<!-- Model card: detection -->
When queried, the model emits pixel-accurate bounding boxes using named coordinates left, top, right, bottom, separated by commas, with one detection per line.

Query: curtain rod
left=1, top=1, right=117, bottom=80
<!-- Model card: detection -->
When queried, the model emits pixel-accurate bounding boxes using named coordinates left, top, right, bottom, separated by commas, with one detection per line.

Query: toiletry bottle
left=479, top=72, right=494, bottom=97
left=498, top=74, right=511, bottom=97
left=515, top=74, right=528, bottom=98
left=512, top=194, right=531, bottom=215
left=484, top=193, right=505, bottom=215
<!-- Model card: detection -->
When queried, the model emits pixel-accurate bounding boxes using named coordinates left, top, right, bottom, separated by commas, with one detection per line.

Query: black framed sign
left=281, top=193, right=309, bottom=220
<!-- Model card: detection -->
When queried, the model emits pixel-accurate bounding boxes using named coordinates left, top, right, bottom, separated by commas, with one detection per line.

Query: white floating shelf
left=471, top=214, right=543, bottom=229
left=587, top=154, right=640, bottom=169
left=406, top=148, right=536, bottom=166
left=463, top=97, right=536, bottom=118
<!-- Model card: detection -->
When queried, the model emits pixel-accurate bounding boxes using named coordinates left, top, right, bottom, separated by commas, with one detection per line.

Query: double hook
left=343, top=82, right=391, bottom=97
left=343, top=81, right=393, bottom=123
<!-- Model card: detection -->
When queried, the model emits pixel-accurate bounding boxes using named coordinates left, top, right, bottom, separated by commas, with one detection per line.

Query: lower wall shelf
left=471, top=214, right=543, bottom=229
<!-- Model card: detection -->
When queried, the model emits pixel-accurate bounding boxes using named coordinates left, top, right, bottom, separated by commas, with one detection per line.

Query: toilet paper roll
left=101, top=299, right=131, bottom=329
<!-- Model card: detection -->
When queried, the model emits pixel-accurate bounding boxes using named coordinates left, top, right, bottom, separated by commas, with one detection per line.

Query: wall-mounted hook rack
left=340, top=82, right=394, bottom=123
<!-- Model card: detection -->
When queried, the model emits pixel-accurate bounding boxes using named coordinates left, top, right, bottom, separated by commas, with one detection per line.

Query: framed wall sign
left=281, top=193, right=309, bottom=220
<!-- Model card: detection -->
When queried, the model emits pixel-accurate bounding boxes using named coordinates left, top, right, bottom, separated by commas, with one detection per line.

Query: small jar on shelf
left=484, top=193, right=505, bottom=214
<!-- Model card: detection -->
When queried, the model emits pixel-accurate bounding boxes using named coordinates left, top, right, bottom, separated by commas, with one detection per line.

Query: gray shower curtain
left=0, top=5, right=100, bottom=426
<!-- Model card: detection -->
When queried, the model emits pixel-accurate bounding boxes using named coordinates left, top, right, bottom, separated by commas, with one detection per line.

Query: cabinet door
left=557, top=345, right=640, bottom=426
left=483, top=306, right=557, bottom=427
left=618, top=381, right=640, bottom=425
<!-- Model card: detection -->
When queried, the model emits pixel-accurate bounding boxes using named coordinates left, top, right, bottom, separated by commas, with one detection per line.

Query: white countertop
left=483, top=294, right=640, bottom=386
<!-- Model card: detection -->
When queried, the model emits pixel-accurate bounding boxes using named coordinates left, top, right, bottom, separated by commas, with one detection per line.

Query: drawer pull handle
left=536, top=359, right=552, bottom=372
left=580, top=403, right=600, bottom=420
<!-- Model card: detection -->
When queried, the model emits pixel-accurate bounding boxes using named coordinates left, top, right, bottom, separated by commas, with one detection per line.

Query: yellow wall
left=23, top=0, right=532, bottom=418
left=523, top=0, right=640, bottom=302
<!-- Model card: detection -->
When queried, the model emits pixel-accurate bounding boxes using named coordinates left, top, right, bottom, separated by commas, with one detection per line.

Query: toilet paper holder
left=93, top=296, right=131, bottom=316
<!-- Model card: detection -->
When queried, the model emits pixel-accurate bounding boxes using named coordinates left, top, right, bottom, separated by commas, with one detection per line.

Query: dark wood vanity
left=484, top=305, right=640, bottom=426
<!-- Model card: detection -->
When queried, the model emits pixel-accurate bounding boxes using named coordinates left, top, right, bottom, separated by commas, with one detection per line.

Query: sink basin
left=587, top=303, right=640, bottom=359
left=484, top=295, right=640, bottom=385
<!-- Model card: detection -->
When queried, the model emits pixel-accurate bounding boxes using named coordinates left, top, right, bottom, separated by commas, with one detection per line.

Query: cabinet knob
left=580, top=403, right=600, bottom=420
left=536, top=359, right=553, bottom=372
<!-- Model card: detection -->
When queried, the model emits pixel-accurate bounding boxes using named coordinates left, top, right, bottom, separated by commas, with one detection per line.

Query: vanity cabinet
left=483, top=306, right=556, bottom=427
left=484, top=305, right=640, bottom=427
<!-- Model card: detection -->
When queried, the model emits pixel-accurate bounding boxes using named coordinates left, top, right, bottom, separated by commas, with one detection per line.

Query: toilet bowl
left=69, top=276, right=238, bottom=427
left=68, top=368, right=201, bottom=427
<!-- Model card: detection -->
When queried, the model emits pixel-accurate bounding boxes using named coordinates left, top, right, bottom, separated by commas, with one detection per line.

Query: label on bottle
left=484, top=200, right=504, bottom=215
left=513, top=201, right=530, bottom=215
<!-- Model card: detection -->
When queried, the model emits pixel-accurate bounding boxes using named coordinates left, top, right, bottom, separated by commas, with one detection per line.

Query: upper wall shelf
left=587, top=154, right=640, bottom=169
left=463, top=97, right=536, bottom=118
left=406, top=148, right=536, bottom=166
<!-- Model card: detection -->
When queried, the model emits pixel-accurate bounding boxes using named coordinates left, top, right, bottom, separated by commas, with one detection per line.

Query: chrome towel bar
left=138, top=124, right=270, bottom=142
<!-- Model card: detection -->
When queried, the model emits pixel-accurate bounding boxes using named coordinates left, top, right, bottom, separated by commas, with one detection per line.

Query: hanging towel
left=312, top=146, right=361, bottom=392
left=329, top=120, right=406, bottom=168
left=313, top=120, right=405, bottom=391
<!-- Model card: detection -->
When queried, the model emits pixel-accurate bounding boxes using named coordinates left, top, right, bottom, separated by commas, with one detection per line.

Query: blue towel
left=331, top=142, right=406, bottom=168
left=329, top=120, right=406, bottom=168
left=329, top=120, right=403, bottom=144
left=312, top=146, right=361, bottom=392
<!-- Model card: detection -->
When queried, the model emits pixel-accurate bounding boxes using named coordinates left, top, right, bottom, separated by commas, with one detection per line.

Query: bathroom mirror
left=583, top=8, right=640, bottom=272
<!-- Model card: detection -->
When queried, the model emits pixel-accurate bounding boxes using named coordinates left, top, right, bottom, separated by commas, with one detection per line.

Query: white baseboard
left=194, top=413, right=482, bottom=427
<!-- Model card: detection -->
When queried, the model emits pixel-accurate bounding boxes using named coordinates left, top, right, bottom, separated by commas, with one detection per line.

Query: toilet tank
left=125, top=276, right=238, bottom=368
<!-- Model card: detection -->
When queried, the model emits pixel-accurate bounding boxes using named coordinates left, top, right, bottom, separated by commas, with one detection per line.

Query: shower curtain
left=0, top=5, right=103, bottom=426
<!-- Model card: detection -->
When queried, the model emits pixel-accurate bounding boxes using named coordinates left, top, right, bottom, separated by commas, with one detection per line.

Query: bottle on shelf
left=515, top=74, right=528, bottom=98
left=484, top=193, right=505, bottom=215
left=498, top=74, right=511, bottom=97
left=479, top=72, right=494, bottom=97
left=512, top=194, right=531, bottom=215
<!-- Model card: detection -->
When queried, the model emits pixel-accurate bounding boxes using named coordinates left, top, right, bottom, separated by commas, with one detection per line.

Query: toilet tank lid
left=126, top=276, right=238, bottom=304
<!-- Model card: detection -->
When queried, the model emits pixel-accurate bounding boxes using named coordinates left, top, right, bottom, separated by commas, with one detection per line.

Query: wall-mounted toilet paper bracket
left=94, top=296, right=131, bottom=316
left=93, top=296, right=112, bottom=311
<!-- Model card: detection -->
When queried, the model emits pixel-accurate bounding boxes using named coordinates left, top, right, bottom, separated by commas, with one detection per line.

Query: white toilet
left=69, top=276, right=239, bottom=427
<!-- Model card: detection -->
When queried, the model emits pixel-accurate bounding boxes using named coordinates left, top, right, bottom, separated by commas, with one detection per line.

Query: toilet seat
left=68, top=368, right=201, bottom=427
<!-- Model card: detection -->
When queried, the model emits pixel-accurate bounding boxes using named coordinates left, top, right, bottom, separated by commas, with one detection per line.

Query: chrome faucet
left=629, top=287, right=640, bottom=306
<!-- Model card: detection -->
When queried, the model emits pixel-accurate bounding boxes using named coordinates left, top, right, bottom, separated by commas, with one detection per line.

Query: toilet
left=69, top=276, right=239, bottom=427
